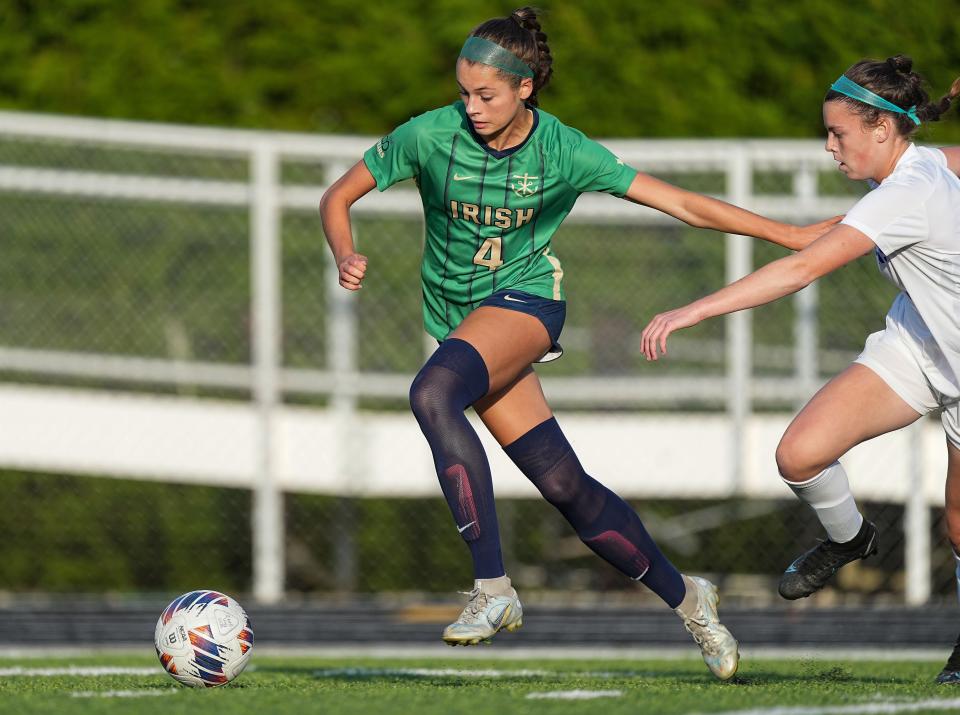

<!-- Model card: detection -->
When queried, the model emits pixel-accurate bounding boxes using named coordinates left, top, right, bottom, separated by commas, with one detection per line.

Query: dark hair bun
left=512, top=7, right=541, bottom=33
left=887, top=55, right=913, bottom=74
left=469, top=7, right=552, bottom=106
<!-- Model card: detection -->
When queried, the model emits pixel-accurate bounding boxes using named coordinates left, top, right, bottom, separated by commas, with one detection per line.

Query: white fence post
left=326, top=163, right=360, bottom=591
left=793, top=163, right=819, bottom=406
left=251, top=141, right=284, bottom=604
left=905, top=420, right=931, bottom=605
left=725, top=150, right=752, bottom=492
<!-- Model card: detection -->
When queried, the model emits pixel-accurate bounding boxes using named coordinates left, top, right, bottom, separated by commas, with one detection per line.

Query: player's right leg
left=775, top=363, right=921, bottom=599
left=410, top=307, right=550, bottom=646
left=478, top=370, right=737, bottom=680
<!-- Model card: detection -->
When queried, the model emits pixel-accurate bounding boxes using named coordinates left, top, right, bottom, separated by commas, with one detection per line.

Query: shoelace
left=455, top=588, right=491, bottom=623
left=799, top=540, right=857, bottom=579
left=681, top=611, right=724, bottom=654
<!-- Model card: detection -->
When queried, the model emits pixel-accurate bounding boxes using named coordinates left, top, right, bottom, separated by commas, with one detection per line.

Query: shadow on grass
left=730, top=665, right=917, bottom=688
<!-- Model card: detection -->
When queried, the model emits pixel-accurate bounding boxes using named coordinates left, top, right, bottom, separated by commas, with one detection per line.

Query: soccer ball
left=154, top=590, right=254, bottom=688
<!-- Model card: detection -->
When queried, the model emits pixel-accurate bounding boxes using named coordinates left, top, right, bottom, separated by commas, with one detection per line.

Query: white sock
left=785, top=461, right=863, bottom=543
left=675, top=575, right=700, bottom=617
left=476, top=575, right=511, bottom=595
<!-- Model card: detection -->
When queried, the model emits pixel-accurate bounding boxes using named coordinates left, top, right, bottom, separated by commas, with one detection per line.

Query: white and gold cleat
left=442, top=578, right=523, bottom=646
left=676, top=576, right=740, bottom=680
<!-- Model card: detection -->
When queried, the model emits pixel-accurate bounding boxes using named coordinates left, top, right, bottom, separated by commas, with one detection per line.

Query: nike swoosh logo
left=503, top=295, right=527, bottom=303
left=453, top=174, right=475, bottom=181
left=457, top=520, right=476, bottom=534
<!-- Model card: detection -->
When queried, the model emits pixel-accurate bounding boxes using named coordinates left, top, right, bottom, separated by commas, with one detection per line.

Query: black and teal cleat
left=938, top=633, right=960, bottom=684
left=778, top=520, right=879, bottom=600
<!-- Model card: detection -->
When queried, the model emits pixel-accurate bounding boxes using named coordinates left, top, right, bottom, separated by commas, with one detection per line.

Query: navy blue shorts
left=478, top=289, right=566, bottom=363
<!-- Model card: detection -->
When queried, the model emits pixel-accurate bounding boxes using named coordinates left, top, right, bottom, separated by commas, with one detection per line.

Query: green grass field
left=2, top=652, right=959, bottom=715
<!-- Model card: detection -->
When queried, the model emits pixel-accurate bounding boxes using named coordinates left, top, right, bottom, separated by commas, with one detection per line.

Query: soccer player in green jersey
left=320, top=7, right=836, bottom=680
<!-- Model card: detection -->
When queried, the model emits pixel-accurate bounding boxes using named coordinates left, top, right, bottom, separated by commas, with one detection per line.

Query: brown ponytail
left=922, top=75, right=960, bottom=124
left=466, top=7, right=553, bottom=106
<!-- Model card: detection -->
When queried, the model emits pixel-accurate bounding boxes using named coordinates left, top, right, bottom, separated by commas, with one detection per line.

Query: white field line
left=71, top=689, right=176, bottom=698
left=688, top=698, right=960, bottom=715
left=314, top=667, right=551, bottom=678
left=0, top=666, right=159, bottom=677
left=527, top=690, right=624, bottom=700
left=313, top=666, right=663, bottom=680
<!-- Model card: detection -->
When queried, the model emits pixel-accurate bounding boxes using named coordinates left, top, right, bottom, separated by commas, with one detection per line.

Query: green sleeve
left=562, top=133, right=638, bottom=197
left=362, top=117, right=421, bottom=192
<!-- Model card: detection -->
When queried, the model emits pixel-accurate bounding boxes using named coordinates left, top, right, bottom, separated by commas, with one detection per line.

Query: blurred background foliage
left=0, top=0, right=958, bottom=141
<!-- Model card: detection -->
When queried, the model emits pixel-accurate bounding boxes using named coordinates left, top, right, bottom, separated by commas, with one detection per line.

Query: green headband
left=459, top=36, right=534, bottom=78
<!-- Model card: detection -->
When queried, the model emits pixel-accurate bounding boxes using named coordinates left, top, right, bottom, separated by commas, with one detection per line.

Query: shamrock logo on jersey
left=511, top=173, right=539, bottom=198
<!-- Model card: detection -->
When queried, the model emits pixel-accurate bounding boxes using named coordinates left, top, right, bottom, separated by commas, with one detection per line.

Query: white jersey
left=841, top=144, right=960, bottom=396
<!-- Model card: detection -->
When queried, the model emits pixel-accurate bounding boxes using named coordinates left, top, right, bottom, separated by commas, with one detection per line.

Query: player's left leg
left=937, top=420, right=960, bottom=683
left=775, top=364, right=922, bottom=599
left=477, top=371, right=738, bottom=680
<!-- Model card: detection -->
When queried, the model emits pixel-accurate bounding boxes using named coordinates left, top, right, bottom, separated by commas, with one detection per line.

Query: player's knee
left=774, top=437, right=801, bottom=481
left=775, top=436, right=822, bottom=482
left=533, top=469, right=580, bottom=508
left=409, top=339, right=489, bottom=425
left=408, top=368, right=448, bottom=426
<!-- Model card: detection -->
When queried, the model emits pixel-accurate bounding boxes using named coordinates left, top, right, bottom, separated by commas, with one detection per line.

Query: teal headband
left=459, top=36, right=534, bottom=78
left=830, top=74, right=921, bottom=126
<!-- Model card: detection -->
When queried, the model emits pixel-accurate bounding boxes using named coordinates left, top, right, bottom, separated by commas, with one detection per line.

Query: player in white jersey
left=639, top=55, right=960, bottom=682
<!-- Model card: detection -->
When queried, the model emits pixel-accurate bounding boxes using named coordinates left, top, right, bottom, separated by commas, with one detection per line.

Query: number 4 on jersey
left=473, top=237, right=504, bottom=270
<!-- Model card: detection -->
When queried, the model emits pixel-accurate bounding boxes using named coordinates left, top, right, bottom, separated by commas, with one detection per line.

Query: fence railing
left=0, top=110, right=940, bottom=605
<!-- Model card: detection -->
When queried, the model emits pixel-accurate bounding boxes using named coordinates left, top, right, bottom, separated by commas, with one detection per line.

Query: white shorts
left=855, top=326, right=960, bottom=448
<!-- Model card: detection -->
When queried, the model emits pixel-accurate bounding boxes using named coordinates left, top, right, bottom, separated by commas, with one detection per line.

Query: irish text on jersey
left=449, top=201, right=535, bottom=229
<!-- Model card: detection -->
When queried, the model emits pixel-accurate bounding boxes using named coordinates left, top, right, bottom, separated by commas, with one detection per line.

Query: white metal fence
left=0, top=110, right=946, bottom=604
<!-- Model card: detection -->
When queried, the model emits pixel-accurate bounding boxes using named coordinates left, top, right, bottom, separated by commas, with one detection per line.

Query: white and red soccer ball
left=154, top=590, right=254, bottom=687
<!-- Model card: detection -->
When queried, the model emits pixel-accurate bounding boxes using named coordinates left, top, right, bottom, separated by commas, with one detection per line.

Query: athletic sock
left=504, top=417, right=686, bottom=608
left=675, top=575, right=700, bottom=617
left=409, top=338, right=504, bottom=579
left=475, top=575, right=513, bottom=596
left=832, top=518, right=873, bottom=553
left=784, top=461, right=863, bottom=544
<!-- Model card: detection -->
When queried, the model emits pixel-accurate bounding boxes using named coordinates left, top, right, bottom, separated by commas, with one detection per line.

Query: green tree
left=0, top=0, right=956, bottom=141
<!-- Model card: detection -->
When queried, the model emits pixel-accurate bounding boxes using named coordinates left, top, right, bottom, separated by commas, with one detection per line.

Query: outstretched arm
left=640, top=224, right=875, bottom=360
left=623, top=172, right=840, bottom=251
left=941, top=147, right=960, bottom=178
left=319, top=160, right=378, bottom=290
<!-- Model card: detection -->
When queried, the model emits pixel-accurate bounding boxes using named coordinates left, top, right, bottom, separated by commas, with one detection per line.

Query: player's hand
left=640, top=304, right=704, bottom=361
left=338, top=253, right=368, bottom=290
left=791, top=215, right=843, bottom=250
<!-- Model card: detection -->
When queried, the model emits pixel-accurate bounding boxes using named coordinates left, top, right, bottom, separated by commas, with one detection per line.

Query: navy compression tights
left=409, top=338, right=504, bottom=579
left=410, top=339, right=686, bottom=607
left=504, top=418, right=686, bottom=607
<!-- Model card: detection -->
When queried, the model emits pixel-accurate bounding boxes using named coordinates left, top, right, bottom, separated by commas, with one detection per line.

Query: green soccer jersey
left=363, top=101, right=638, bottom=341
